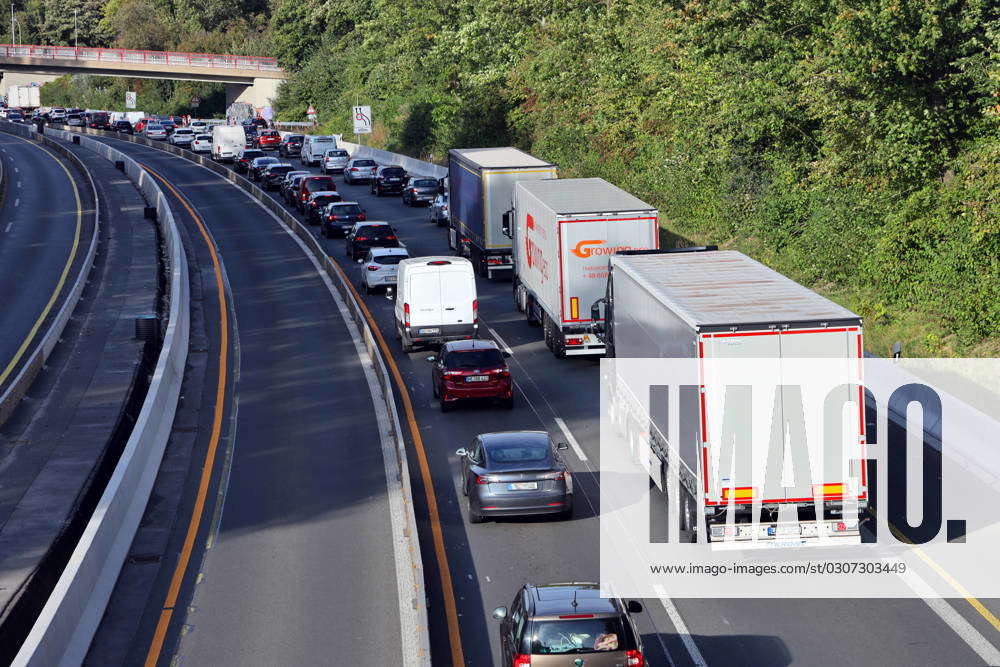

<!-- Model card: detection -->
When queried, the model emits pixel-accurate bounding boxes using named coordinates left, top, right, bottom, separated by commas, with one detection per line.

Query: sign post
left=125, top=91, right=137, bottom=109
left=352, top=105, right=372, bottom=144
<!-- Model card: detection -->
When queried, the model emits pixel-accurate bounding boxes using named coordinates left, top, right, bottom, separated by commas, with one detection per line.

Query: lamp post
left=74, top=8, right=78, bottom=48
left=10, top=3, right=14, bottom=45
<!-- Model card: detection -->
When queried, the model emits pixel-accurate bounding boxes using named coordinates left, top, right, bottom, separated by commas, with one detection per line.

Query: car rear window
left=382, top=168, right=405, bottom=176
left=486, top=442, right=550, bottom=465
left=446, top=349, right=504, bottom=369
left=269, top=166, right=294, bottom=175
left=196, top=134, right=211, bottom=140
left=529, top=617, right=626, bottom=655
left=413, top=179, right=437, bottom=187
left=242, top=151, right=264, bottom=159
left=372, top=254, right=407, bottom=265
left=313, top=194, right=341, bottom=205
left=354, top=159, right=376, bottom=167
left=359, top=225, right=394, bottom=238
left=331, top=204, right=362, bottom=215
left=305, top=177, right=335, bottom=192
left=288, top=135, right=303, bottom=142
left=326, top=150, right=349, bottom=157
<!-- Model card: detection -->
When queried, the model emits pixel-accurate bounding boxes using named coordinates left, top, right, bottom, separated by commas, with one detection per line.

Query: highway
left=0, top=131, right=91, bottom=392
left=79, top=139, right=406, bottom=666
left=88, top=135, right=1000, bottom=666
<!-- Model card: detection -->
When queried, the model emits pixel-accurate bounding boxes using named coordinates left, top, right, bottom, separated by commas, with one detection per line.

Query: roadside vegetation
left=273, top=0, right=1000, bottom=357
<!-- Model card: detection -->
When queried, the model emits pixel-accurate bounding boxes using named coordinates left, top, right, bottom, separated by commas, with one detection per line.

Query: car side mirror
left=626, top=600, right=643, bottom=614
left=455, top=448, right=468, bottom=458
left=492, top=606, right=508, bottom=621
left=356, top=258, right=364, bottom=264
left=557, top=442, right=569, bottom=451
left=426, top=355, right=437, bottom=363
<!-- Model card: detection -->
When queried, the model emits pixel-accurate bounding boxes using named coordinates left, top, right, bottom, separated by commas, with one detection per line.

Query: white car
left=169, top=128, right=195, bottom=146
left=320, top=149, right=351, bottom=174
left=189, top=120, right=208, bottom=133
left=362, top=247, right=410, bottom=294
left=144, top=123, right=168, bottom=140
left=191, top=134, right=212, bottom=153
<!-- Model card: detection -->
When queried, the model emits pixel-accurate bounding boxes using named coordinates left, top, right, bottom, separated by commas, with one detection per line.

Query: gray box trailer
left=595, top=249, right=870, bottom=545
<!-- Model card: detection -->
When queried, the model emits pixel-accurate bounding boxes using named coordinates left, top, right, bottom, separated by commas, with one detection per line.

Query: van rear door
left=439, top=267, right=475, bottom=326
left=409, top=272, right=443, bottom=328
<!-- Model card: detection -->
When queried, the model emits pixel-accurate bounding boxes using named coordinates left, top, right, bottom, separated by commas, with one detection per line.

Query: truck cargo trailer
left=447, top=147, right=557, bottom=278
left=593, top=248, right=869, bottom=545
left=506, top=178, right=659, bottom=357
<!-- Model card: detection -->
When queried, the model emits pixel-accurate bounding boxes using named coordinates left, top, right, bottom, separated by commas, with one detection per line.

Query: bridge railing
left=0, top=44, right=281, bottom=71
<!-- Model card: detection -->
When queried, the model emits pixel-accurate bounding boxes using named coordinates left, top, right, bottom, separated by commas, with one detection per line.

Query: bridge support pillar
left=225, top=77, right=282, bottom=110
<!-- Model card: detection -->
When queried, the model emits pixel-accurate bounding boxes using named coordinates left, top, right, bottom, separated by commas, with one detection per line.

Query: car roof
left=443, top=338, right=500, bottom=352
left=355, top=220, right=390, bottom=226
left=330, top=200, right=360, bottom=206
left=480, top=431, right=549, bottom=447
left=369, top=246, right=409, bottom=256
left=266, top=163, right=293, bottom=169
left=526, top=583, right=621, bottom=617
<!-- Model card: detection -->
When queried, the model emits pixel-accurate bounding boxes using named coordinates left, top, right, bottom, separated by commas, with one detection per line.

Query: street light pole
left=74, top=8, right=78, bottom=48
left=10, top=3, right=14, bottom=45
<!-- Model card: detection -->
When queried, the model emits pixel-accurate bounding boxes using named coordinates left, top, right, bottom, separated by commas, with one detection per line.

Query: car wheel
left=402, top=338, right=414, bottom=353
left=432, top=381, right=440, bottom=399
left=468, top=497, right=484, bottom=524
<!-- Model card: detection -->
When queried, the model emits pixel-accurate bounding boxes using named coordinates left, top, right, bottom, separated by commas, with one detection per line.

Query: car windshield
left=446, top=349, right=504, bottom=369
left=354, top=159, right=376, bottom=167
left=530, top=618, right=626, bottom=655
left=371, top=254, right=407, bottom=265
left=486, top=440, right=550, bottom=466
left=414, top=179, right=437, bottom=187
left=331, top=204, right=362, bottom=216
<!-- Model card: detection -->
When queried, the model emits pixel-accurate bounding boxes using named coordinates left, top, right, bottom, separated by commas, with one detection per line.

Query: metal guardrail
left=0, top=44, right=281, bottom=72
left=0, top=121, right=101, bottom=428
left=11, top=127, right=189, bottom=666
left=70, top=127, right=432, bottom=664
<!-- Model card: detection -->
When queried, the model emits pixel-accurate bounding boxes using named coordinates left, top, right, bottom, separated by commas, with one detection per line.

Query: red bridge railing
left=0, top=44, right=281, bottom=72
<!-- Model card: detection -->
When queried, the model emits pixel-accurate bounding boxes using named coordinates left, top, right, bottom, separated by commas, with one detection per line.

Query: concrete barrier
left=0, top=121, right=101, bottom=428
left=11, top=128, right=190, bottom=667
left=334, top=137, right=447, bottom=179
left=67, top=126, right=432, bottom=664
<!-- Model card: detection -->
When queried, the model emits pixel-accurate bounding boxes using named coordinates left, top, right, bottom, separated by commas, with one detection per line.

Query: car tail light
left=403, top=303, right=410, bottom=327
left=301, top=193, right=308, bottom=200
left=473, top=299, right=478, bottom=324
left=626, top=649, right=644, bottom=666
left=566, top=338, right=583, bottom=346
left=385, top=235, right=397, bottom=240
left=355, top=236, right=368, bottom=241
left=328, top=215, right=335, bottom=221
left=513, top=655, right=531, bottom=667
left=359, top=212, right=366, bottom=221
left=541, top=471, right=566, bottom=481
left=475, top=474, right=498, bottom=485
left=366, top=265, right=379, bottom=271
left=410, top=187, right=417, bottom=193
left=443, top=370, right=464, bottom=377
left=351, top=167, right=358, bottom=171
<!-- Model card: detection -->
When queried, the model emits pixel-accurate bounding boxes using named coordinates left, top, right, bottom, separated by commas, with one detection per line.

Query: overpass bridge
left=0, top=44, right=286, bottom=107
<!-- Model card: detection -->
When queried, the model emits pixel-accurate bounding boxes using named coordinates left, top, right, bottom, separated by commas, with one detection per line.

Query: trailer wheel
left=526, top=295, right=540, bottom=326
left=679, top=489, right=695, bottom=533
left=513, top=281, right=523, bottom=312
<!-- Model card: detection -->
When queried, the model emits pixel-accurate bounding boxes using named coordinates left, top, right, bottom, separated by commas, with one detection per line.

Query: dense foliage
left=274, top=0, right=1000, bottom=356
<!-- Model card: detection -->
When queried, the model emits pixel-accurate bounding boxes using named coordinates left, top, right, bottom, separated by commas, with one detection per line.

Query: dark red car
left=258, top=129, right=281, bottom=150
left=296, top=175, right=337, bottom=212
left=431, top=339, right=512, bottom=412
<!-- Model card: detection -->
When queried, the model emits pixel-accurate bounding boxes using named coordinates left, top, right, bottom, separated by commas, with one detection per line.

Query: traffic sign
left=352, top=105, right=372, bottom=134
left=125, top=91, right=137, bottom=109
left=306, top=104, right=316, bottom=115
left=191, top=96, right=201, bottom=106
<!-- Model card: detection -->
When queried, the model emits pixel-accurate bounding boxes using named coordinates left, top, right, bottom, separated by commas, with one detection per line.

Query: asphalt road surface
left=90, top=135, right=1000, bottom=666
left=0, top=131, right=92, bottom=394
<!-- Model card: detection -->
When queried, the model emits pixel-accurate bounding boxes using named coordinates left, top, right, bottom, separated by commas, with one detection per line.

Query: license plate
left=508, top=482, right=537, bottom=491
left=418, top=328, right=440, bottom=335
left=388, top=178, right=400, bottom=182
left=466, top=375, right=489, bottom=382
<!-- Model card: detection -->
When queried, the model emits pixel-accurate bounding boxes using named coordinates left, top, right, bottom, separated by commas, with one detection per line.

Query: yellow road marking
left=0, top=135, right=82, bottom=386
left=139, top=164, right=229, bottom=667
left=328, top=259, right=466, bottom=666
left=914, top=548, right=1000, bottom=633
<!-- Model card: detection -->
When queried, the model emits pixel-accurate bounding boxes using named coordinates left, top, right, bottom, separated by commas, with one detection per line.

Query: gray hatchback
left=456, top=431, right=572, bottom=523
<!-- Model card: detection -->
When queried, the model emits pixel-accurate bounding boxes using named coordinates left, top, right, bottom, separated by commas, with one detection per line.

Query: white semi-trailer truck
left=593, top=248, right=870, bottom=545
left=504, top=177, right=659, bottom=357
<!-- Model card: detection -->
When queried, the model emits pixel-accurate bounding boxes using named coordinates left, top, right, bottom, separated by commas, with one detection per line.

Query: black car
left=243, top=124, right=259, bottom=147
left=87, top=112, right=111, bottom=130
left=112, top=120, right=135, bottom=134
left=492, top=583, right=645, bottom=667
left=321, top=201, right=366, bottom=238
left=278, top=134, right=303, bottom=157
left=345, top=221, right=400, bottom=261
left=6, top=111, right=24, bottom=123
left=261, top=163, right=295, bottom=190
left=305, top=191, right=343, bottom=225
left=234, top=149, right=265, bottom=174
left=371, top=166, right=408, bottom=196
left=248, top=156, right=279, bottom=181
left=282, top=173, right=309, bottom=204
left=402, top=177, right=439, bottom=206
left=160, top=120, right=176, bottom=135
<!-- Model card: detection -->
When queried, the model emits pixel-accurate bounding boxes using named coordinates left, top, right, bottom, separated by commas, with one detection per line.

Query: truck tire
left=679, top=488, right=695, bottom=533
left=526, top=295, right=540, bottom=326
left=513, top=281, right=524, bottom=312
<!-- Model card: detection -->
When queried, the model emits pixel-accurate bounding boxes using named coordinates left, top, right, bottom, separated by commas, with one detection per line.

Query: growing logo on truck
left=524, top=214, right=549, bottom=281
left=571, top=239, right=645, bottom=258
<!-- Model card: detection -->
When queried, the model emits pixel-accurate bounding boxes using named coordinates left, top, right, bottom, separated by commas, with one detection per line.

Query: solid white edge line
left=4, top=222, right=11, bottom=232
left=14, top=197, right=19, bottom=207
left=653, top=585, right=709, bottom=667
left=554, top=416, right=588, bottom=462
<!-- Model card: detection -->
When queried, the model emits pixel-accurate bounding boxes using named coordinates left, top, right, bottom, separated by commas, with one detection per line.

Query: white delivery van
left=212, top=125, right=245, bottom=162
left=301, top=135, right=337, bottom=166
left=394, top=257, right=478, bottom=352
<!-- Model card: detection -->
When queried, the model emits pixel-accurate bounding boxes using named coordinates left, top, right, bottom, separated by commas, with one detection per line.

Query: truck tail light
left=403, top=302, right=410, bottom=327
left=566, top=337, right=583, bottom=346
left=473, top=299, right=478, bottom=324
left=513, top=655, right=531, bottom=667
left=626, top=649, right=644, bottom=666
left=487, top=258, right=502, bottom=265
